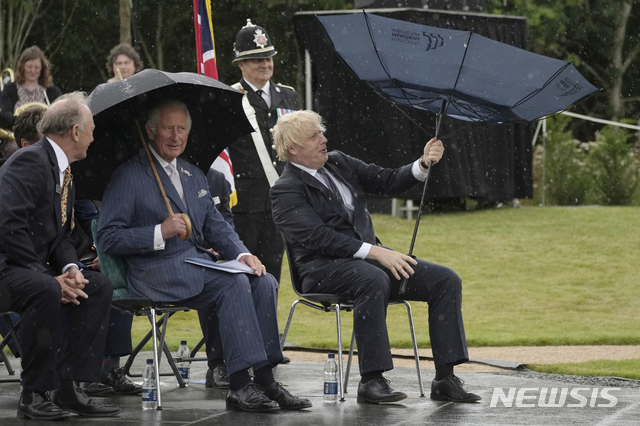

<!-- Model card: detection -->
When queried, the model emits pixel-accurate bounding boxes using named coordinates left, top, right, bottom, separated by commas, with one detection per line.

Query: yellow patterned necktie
left=61, top=166, right=72, bottom=226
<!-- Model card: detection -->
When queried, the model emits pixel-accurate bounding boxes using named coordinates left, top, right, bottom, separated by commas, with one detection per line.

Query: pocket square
left=198, top=189, right=208, bottom=198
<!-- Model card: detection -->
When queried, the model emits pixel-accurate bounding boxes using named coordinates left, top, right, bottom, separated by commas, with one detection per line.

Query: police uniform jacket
left=230, top=78, right=301, bottom=213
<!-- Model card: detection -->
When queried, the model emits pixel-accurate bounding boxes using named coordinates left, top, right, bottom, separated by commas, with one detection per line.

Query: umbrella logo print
left=555, top=77, right=584, bottom=97
left=422, top=32, right=444, bottom=51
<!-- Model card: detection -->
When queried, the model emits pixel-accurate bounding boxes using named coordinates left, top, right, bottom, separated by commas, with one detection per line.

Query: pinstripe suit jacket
left=0, top=137, right=77, bottom=274
left=97, top=150, right=249, bottom=302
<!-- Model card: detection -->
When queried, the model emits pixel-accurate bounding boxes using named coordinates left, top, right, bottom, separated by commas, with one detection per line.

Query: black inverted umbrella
left=317, top=12, right=598, bottom=293
left=317, top=12, right=598, bottom=124
left=74, top=68, right=254, bottom=201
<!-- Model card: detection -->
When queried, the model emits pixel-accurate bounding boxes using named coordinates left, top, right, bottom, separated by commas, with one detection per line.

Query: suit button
left=268, top=112, right=272, bottom=117
left=271, top=144, right=276, bottom=150
left=236, top=174, right=241, bottom=178
left=272, top=161, right=277, bottom=166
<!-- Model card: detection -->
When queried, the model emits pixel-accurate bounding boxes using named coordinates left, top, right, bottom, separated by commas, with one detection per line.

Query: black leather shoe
left=205, top=364, right=230, bottom=389
left=357, top=376, right=407, bottom=404
left=101, top=367, right=142, bottom=395
left=50, top=380, right=120, bottom=417
left=430, top=375, right=481, bottom=402
left=260, top=382, right=312, bottom=410
left=281, top=355, right=291, bottom=364
left=79, top=381, right=114, bottom=397
left=226, top=383, right=280, bottom=412
left=17, top=390, right=70, bottom=420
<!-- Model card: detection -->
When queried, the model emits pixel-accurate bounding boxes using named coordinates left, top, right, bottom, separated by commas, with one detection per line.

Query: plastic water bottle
left=177, top=340, right=190, bottom=386
left=323, top=353, right=338, bottom=403
left=142, top=359, right=157, bottom=410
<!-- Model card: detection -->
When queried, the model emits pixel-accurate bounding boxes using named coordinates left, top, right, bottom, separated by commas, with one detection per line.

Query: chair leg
left=154, top=311, right=185, bottom=389
left=403, top=301, right=425, bottom=396
left=273, top=300, right=300, bottom=378
left=123, top=318, right=158, bottom=378
left=150, top=308, right=163, bottom=410
left=280, top=300, right=301, bottom=350
left=344, top=328, right=356, bottom=393
left=190, top=336, right=205, bottom=358
left=0, top=315, right=21, bottom=381
left=335, top=304, right=345, bottom=402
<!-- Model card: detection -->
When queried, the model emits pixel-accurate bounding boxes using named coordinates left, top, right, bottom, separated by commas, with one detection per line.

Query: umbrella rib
left=510, top=61, right=574, bottom=110
left=363, top=11, right=431, bottom=128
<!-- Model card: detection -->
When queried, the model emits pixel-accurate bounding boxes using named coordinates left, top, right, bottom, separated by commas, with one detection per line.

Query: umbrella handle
left=180, top=214, right=193, bottom=241
left=134, top=120, right=193, bottom=241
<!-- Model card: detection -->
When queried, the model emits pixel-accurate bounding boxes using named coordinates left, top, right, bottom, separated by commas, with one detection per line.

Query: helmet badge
left=253, top=29, right=268, bottom=49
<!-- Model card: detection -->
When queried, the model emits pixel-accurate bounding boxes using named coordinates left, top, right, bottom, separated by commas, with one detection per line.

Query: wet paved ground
left=0, top=352, right=639, bottom=425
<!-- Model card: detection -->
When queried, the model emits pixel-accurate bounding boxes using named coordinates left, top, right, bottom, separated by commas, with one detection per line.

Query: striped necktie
left=61, top=166, right=72, bottom=226
left=317, top=167, right=353, bottom=220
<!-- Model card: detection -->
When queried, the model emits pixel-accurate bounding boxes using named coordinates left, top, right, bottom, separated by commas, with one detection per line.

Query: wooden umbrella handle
left=134, top=120, right=192, bottom=241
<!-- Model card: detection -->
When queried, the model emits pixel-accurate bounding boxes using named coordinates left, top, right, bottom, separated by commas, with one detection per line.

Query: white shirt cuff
left=411, top=159, right=428, bottom=181
left=354, top=243, right=372, bottom=259
left=154, top=224, right=165, bottom=250
left=236, top=253, right=252, bottom=261
left=62, top=263, right=79, bottom=273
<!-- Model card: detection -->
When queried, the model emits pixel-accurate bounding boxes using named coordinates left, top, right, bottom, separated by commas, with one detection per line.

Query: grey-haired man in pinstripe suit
left=98, top=98, right=311, bottom=413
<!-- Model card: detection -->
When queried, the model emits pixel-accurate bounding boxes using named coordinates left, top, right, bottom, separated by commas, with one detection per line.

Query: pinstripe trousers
left=177, top=270, right=283, bottom=375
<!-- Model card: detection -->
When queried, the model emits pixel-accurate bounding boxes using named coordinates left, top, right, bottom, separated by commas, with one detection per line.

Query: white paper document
left=185, top=257, right=254, bottom=274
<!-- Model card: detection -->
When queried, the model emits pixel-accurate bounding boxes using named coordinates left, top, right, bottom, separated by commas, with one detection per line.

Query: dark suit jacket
left=0, top=137, right=77, bottom=273
left=230, top=78, right=301, bottom=213
left=270, top=150, right=419, bottom=288
left=97, top=150, right=249, bottom=302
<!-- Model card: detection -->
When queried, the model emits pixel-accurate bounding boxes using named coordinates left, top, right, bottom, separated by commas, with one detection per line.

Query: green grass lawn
left=134, top=206, right=640, bottom=378
left=530, top=359, right=640, bottom=380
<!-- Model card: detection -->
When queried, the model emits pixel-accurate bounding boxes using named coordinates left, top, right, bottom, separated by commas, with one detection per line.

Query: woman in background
left=106, top=43, right=143, bottom=82
left=0, top=46, right=61, bottom=129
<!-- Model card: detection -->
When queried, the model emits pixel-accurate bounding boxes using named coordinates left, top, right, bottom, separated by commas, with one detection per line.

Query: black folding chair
left=280, top=242, right=424, bottom=401
left=0, top=312, right=22, bottom=383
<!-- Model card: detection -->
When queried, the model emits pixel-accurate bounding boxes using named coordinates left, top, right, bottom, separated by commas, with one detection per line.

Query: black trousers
left=104, top=307, right=133, bottom=357
left=0, top=267, right=112, bottom=391
left=305, top=257, right=469, bottom=375
left=234, top=210, right=284, bottom=282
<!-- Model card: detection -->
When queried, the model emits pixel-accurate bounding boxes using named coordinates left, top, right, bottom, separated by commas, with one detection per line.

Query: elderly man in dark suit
left=270, top=110, right=481, bottom=404
left=0, top=92, right=119, bottom=420
left=97, top=98, right=311, bottom=412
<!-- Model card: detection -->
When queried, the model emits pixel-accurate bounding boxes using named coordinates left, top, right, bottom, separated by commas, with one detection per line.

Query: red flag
left=193, top=0, right=218, bottom=80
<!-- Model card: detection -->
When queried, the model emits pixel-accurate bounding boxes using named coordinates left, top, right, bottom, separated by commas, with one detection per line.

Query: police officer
left=204, top=20, right=299, bottom=388
left=229, top=19, right=301, bottom=284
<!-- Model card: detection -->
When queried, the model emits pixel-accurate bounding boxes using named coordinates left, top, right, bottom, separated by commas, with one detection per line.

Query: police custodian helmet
left=232, top=19, right=277, bottom=63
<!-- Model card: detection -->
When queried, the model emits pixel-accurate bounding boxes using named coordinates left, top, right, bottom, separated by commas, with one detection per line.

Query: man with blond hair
left=271, top=110, right=481, bottom=404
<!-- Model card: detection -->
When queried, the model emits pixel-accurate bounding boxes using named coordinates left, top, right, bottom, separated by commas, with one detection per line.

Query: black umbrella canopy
left=74, top=69, right=253, bottom=200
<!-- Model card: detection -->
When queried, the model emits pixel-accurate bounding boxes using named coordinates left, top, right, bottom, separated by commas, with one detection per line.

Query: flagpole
left=398, top=101, right=446, bottom=295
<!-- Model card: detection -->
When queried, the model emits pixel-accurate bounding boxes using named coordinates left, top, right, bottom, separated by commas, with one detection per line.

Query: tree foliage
left=1, top=0, right=351, bottom=95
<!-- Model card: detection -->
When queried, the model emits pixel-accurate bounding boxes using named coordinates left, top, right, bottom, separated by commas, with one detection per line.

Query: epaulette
left=231, top=82, right=246, bottom=93
left=276, top=83, right=296, bottom=92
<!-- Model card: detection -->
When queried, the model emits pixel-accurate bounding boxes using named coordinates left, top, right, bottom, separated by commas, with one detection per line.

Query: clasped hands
left=55, top=268, right=89, bottom=305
